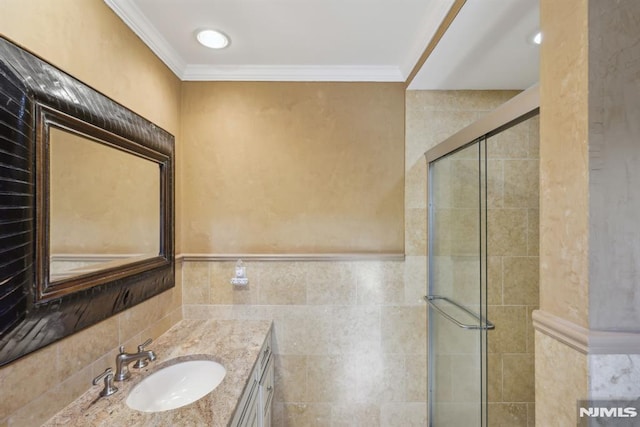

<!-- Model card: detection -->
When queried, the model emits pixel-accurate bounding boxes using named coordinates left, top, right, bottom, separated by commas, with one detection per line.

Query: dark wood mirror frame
left=0, top=37, right=175, bottom=366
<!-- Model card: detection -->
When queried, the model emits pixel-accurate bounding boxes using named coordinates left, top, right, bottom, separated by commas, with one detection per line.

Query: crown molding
left=182, top=65, right=404, bottom=82
left=104, top=0, right=186, bottom=77
left=532, top=310, right=640, bottom=355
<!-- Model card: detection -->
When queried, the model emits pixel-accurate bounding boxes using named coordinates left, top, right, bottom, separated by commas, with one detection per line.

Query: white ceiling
left=104, top=0, right=539, bottom=89
left=409, top=0, right=540, bottom=89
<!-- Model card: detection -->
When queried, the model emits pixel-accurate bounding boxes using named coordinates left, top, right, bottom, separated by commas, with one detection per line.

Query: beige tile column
left=536, top=0, right=640, bottom=425
left=536, top=0, right=590, bottom=423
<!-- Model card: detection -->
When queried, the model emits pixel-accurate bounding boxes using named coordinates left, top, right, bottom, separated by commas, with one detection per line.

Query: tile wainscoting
left=181, top=257, right=428, bottom=427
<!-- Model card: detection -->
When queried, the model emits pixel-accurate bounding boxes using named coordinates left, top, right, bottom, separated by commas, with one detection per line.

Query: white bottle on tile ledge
left=231, top=259, right=249, bottom=286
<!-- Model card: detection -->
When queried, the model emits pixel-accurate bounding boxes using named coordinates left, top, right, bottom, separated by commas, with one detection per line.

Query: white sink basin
left=126, top=360, right=226, bottom=412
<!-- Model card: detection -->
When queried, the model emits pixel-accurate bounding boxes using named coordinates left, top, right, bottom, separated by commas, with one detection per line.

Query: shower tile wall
left=486, top=115, right=539, bottom=427
left=423, top=117, right=539, bottom=427
left=405, top=90, right=537, bottom=427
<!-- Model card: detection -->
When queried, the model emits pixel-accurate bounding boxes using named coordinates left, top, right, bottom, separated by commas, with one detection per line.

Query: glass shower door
left=426, top=137, right=492, bottom=426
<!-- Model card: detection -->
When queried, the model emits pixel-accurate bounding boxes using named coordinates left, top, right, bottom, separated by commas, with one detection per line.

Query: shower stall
left=425, top=87, right=540, bottom=426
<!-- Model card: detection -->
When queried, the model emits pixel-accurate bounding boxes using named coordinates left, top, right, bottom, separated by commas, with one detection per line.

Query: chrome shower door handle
left=425, top=295, right=495, bottom=330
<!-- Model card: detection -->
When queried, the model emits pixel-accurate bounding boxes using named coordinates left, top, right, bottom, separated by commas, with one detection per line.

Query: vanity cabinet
left=232, top=328, right=273, bottom=427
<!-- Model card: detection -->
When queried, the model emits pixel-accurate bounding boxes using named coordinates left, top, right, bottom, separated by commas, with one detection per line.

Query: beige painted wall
left=0, top=1, right=181, bottom=135
left=180, top=82, right=405, bottom=254
left=0, top=1, right=182, bottom=426
left=1, top=0, right=183, bottom=257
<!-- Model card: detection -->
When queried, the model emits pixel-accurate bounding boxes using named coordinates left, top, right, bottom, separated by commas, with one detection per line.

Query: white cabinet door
left=263, top=404, right=272, bottom=427
left=259, top=356, right=274, bottom=427
left=235, top=378, right=258, bottom=427
left=243, top=395, right=259, bottom=427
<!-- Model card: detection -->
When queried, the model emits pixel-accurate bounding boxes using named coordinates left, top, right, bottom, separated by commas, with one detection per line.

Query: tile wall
left=182, top=259, right=427, bottom=426
left=486, top=115, right=539, bottom=427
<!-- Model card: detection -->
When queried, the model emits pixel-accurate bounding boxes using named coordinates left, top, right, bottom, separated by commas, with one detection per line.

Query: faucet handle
left=118, top=345, right=125, bottom=354
left=133, top=338, right=154, bottom=369
left=137, top=338, right=152, bottom=352
left=92, top=367, right=118, bottom=397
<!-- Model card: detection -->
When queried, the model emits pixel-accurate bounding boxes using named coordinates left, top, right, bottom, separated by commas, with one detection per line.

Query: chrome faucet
left=114, top=338, right=157, bottom=381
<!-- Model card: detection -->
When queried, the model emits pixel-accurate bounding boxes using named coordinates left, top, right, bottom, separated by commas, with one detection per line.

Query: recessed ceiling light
left=531, top=31, right=542, bottom=45
left=196, top=29, right=230, bottom=49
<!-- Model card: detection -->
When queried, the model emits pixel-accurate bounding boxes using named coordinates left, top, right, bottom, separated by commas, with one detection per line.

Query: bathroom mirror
left=49, top=127, right=160, bottom=283
left=0, top=37, right=175, bottom=366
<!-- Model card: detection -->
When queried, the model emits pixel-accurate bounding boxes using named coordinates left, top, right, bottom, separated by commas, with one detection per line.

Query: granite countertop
left=43, top=319, right=273, bottom=427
